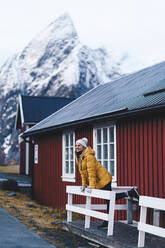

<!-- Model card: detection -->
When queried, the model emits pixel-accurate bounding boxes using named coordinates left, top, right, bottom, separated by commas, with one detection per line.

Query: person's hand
left=80, top=186, right=86, bottom=192
left=86, top=186, right=92, bottom=193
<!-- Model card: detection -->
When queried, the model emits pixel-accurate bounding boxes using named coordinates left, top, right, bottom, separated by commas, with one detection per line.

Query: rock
left=7, top=192, right=17, bottom=196
left=1, top=179, right=19, bottom=191
left=51, top=220, right=63, bottom=226
left=43, top=209, right=49, bottom=214
left=50, top=214, right=58, bottom=218
left=24, top=203, right=37, bottom=208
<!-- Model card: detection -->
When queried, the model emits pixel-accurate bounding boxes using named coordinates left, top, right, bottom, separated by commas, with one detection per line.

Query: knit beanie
left=76, top=137, right=88, bottom=147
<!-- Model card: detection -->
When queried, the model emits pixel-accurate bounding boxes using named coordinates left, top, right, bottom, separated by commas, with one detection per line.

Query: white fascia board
left=14, top=100, right=20, bottom=130
left=19, top=94, right=25, bottom=125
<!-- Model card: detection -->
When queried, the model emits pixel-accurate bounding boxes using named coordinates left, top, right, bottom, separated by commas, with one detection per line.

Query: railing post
left=127, top=198, right=133, bottom=224
left=107, top=192, right=115, bottom=236
left=153, top=209, right=160, bottom=227
left=85, top=196, right=91, bottom=229
left=67, top=193, right=73, bottom=222
left=138, top=206, right=147, bottom=247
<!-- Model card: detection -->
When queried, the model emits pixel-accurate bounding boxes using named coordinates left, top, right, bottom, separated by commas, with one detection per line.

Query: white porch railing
left=66, top=185, right=136, bottom=236
left=138, top=196, right=165, bottom=247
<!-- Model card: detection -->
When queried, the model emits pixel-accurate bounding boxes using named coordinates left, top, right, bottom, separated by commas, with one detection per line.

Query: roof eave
left=24, top=122, right=37, bottom=125
left=22, top=104, right=165, bottom=138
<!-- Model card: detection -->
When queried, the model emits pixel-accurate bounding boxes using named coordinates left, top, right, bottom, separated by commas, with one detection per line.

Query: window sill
left=61, top=176, right=76, bottom=182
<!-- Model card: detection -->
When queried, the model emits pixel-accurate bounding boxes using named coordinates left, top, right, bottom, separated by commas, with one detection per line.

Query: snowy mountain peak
left=18, top=13, right=79, bottom=71
left=0, top=13, right=122, bottom=163
left=48, top=13, right=78, bottom=40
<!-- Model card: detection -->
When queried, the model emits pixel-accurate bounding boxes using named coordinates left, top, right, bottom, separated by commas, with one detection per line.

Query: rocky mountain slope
left=0, top=13, right=122, bottom=164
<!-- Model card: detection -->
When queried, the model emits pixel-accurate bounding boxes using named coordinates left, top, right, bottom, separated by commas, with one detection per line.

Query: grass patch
left=0, top=189, right=67, bottom=247
left=0, top=190, right=86, bottom=247
left=0, top=165, right=19, bottom=174
left=0, top=166, right=90, bottom=247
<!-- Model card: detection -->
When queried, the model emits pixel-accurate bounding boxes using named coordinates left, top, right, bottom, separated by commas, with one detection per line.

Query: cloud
left=0, top=0, right=165, bottom=72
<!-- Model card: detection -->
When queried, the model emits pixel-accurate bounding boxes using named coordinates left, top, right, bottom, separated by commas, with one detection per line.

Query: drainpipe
left=25, top=125, right=29, bottom=175
left=22, top=134, right=34, bottom=198
left=25, top=137, right=29, bottom=175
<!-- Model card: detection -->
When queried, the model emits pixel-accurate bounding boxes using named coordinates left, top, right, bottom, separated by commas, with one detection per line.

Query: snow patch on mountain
left=0, top=13, right=122, bottom=164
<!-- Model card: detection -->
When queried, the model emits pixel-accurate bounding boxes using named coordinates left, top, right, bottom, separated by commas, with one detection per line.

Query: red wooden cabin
left=22, top=61, right=165, bottom=225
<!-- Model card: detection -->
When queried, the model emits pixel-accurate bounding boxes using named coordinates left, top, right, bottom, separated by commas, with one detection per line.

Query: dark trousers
left=101, top=182, right=126, bottom=213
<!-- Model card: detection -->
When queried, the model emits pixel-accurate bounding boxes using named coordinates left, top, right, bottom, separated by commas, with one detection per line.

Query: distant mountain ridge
left=0, top=13, right=122, bottom=164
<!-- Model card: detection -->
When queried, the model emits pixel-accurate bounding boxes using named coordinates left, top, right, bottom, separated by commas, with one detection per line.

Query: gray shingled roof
left=15, top=95, right=74, bottom=129
left=20, top=95, right=74, bottom=123
left=23, top=61, right=165, bottom=136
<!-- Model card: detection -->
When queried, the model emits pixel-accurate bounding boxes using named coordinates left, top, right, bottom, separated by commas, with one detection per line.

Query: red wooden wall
left=32, top=115, right=165, bottom=225
left=29, top=141, right=34, bottom=175
left=117, top=113, right=165, bottom=225
left=20, top=141, right=26, bottom=174
left=33, top=125, right=93, bottom=209
left=19, top=126, right=26, bottom=174
left=19, top=125, right=33, bottom=175
left=19, top=140, right=33, bottom=175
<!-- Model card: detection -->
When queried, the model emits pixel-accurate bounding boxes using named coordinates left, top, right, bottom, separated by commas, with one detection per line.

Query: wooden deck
left=62, top=221, right=165, bottom=248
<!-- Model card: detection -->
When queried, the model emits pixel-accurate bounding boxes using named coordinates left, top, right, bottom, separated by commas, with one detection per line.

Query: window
left=93, top=123, right=117, bottom=183
left=62, top=131, right=75, bottom=182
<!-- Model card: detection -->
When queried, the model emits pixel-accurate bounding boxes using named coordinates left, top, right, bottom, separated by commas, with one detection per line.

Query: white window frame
left=34, top=144, right=38, bottom=164
left=93, top=122, right=117, bottom=186
left=62, top=130, right=75, bottom=182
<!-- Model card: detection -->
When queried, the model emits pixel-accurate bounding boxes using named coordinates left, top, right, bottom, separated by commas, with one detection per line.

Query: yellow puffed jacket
left=76, top=146, right=112, bottom=189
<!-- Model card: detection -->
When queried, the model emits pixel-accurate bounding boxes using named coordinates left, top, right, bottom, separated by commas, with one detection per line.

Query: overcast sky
left=1, top=0, right=165, bottom=73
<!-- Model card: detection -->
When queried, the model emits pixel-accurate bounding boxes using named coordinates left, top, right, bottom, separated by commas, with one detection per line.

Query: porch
left=62, top=220, right=165, bottom=248
left=64, top=186, right=165, bottom=248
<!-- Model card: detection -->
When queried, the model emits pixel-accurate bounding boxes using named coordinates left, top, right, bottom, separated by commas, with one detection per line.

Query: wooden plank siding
left=20, top=139, right=33, bottom=175
left=33, top=126, right=93, bottom=209
left=19, top=125, right=34, bottom=175
left=32, top=116, right=164, bottom=225
left=19, top=126, right=26, bottom=174
left=117, top=114, right=165, bottom=226
left=33, top=132, right=66, bottom=208
left=19, top=141, right=26, bottom=174
left=29, top=140, right=34, bottom=175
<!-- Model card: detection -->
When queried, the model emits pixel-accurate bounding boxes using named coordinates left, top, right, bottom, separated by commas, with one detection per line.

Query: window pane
left=70, top=133, right=73, bottom=146
left=97, top=145, right=101, bottom=159
left=63, top=131, right=75, bottom=178
left=103, top=128, right=107, bottom=143
left=110, top=161, right=114, bottom=176
left=70, top=161, right=74, bottom=174
left=94, top=125, right=116, bottom=181
left=110, top=144, right=114, bottom=159
left=65, top=134, right=69, bottom=146
left=70, top=148, right=73, bottom=160
left=97, top=129, right=101, bottom=144
left=109, top=127, right=114, bottom=142
left=65, top=161, right=69, bottom=173
left=65, top=148, right=69, bottom=160
left=103, top=161, right=108, bottom=170
left=103, top=144, right=108, bottom=159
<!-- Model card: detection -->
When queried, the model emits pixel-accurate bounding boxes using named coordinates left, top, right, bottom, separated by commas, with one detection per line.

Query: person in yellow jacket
left=75, top=137, right=139, bottom=228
